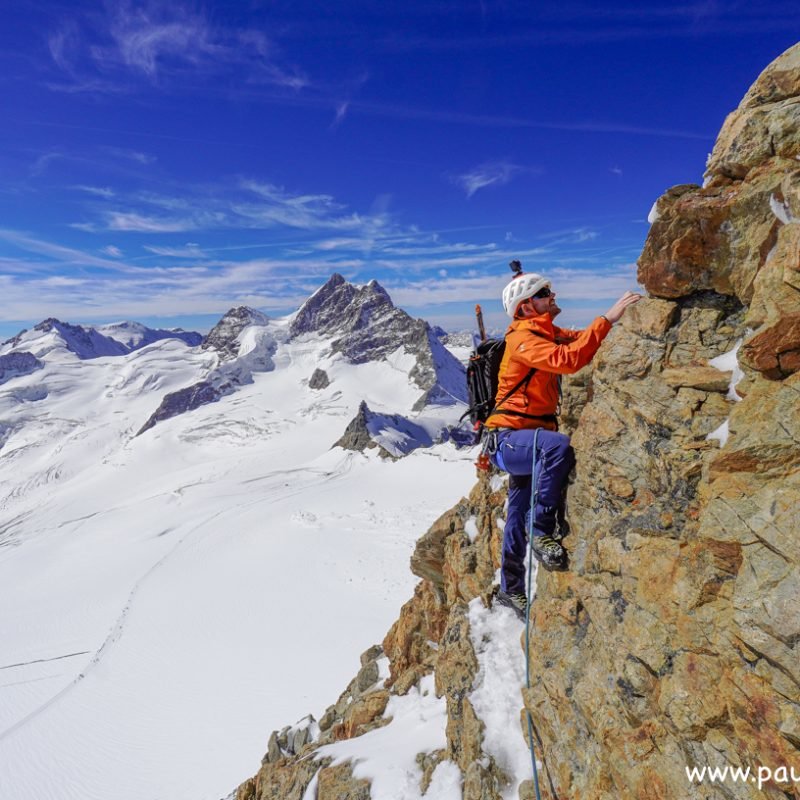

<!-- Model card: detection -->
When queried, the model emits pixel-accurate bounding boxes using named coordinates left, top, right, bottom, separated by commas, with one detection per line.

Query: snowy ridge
left=1, top=318, right=202, bottom=361
left=96, top=321, right=202, bottom=350
left=138, top=320, right=279, bottom=435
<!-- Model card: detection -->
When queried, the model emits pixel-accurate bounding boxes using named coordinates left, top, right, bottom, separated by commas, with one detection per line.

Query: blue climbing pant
left=490, top=428, right=575, bottom=595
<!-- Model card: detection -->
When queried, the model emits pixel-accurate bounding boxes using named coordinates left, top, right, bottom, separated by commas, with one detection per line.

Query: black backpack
left=462, top=338, right=536, bottom=427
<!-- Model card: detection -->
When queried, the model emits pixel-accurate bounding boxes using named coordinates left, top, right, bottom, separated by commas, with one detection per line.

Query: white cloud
left=30, top=152, right=64, bottom=177
left=331, top=101, right=350, bottom=128
left=106, top=212, right=197, bottom=233
left=47, top=4, right=310, bottom=93
left=451, top=160, right=535, bottom=198
left=76, top=185, right=116, bottom=198
left=101, top=147, right=157, bottom=165
left=143, top=244, right=208, bottom=257
left=101, top=245, right=123, bottom=257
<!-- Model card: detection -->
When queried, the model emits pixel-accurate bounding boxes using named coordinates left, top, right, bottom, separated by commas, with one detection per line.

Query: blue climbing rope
left=525, top=427, right=543, bottom=800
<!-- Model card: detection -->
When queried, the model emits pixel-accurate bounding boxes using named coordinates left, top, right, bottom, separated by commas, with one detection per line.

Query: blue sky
left=1, top=2, right=797, bottom=338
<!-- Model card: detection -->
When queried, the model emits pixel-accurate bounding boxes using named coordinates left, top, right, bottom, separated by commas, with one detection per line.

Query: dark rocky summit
left=290, top=274, right=466, bottom=409
left=333, top=400, right=435, bottom=458
left=333, top=400, right=388, bottom=455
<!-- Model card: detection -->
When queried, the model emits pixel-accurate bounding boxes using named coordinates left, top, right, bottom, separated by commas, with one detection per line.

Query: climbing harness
left=525, top=427, right=545, bottom=800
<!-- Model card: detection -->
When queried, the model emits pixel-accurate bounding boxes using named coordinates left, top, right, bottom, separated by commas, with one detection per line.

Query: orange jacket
left=486, top=312, right=612, bottom=430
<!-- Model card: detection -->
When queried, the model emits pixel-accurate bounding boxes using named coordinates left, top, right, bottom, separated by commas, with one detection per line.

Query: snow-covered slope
left=0, top=297, right=475, bottom=800
left=1, top=318, right=202, bottom=361
left=96, top=320, right=202, bottom=350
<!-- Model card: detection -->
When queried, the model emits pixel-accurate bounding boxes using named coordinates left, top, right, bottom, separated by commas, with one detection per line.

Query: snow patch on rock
left=313, top=674, right=448, bottom=800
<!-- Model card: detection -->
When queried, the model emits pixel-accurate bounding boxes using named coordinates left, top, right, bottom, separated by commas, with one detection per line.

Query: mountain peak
left=289, top=275, right=394, bottom=340
left=289, top=273, right=466, bottom=408
left=202, top=306, right=270, bottom=361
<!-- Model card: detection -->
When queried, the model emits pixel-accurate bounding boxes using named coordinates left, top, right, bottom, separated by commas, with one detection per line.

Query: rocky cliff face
left=235, top=46, right=800, bottom=800
left=523, top=44, right=800, bottom=799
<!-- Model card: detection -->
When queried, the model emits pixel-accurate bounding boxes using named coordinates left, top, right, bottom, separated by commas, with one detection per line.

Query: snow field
left=0, top=327, right=474, bottom=800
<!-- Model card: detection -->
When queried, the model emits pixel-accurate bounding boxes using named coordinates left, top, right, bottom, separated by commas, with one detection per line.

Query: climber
left=487, top=261, right=641, bottom=617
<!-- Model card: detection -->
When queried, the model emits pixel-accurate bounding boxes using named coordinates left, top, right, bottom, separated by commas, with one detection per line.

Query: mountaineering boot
left=495, top=590, right=528, bottom=621
left=531, top=535, right=567, bottom=570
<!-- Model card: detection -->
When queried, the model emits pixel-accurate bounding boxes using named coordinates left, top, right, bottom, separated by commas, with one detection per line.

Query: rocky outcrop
left=236, top=45, right=800, bottom=800
left=290, top=274, right=467, bottom=409
left=333, top=400, right=433, bottom=458
left=334, top=400, right=473, bottom=458
left=309, top=368, right=330, bottom=390
left=0, top=352, right=44, bottom=385
left=136, top=379, right=232, bottom=436
left=333, top=400, right=392, bottom=456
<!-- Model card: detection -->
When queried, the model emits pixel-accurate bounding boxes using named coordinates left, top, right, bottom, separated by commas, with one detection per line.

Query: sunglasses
left=533, top=287, right=552, bottom=299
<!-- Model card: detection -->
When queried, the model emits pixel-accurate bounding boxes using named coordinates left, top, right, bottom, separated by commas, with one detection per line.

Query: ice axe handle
left=475, top=304, right=487, bottom=342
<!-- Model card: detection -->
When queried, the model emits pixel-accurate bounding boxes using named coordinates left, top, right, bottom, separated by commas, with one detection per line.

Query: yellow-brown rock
left=525, top=42, right=800, bottom=800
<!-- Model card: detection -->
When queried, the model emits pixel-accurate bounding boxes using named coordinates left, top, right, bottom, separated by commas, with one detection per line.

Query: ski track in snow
left=0, top=504, right=229, bottom=742
left=1, top=450, right=364, bottom=743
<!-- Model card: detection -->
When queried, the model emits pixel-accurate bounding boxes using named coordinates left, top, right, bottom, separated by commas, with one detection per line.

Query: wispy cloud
left=386, top=263, right=641, bottom=307
left=345, top=99, right=712, bottom=141
left=143, top=243, right=208, bottom=258
left=379, top=6, right=798, bottom=51
left=0, top=230, right=109, bottom=269
left=101, top=146, right=157, bottom=165
left=71, top=179, right=392, bottom=236
left=48, top=21, right=81, bottom=72
left=46, top=3, right=309, bottom=94
left=331, top=101, right=350, bottom=129
left=75, top=185, right=116, bottom=198
left=106, top=212, right=198, bottom=233
left=101, top=245, right=123, bottom=257
left=30, top=152, right=64, bottom=178
left=451, top=160, right=535, bottom=198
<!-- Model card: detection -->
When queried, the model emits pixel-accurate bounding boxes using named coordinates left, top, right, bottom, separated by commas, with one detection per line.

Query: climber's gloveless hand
left=604, top=291, right=642, bottom=324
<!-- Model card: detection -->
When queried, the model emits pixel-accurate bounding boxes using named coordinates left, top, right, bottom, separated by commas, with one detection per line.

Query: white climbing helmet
left=501, top=272, right=551, bottom=318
